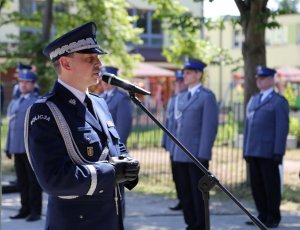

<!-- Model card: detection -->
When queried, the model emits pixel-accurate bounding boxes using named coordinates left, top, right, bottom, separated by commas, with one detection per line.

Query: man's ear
left=59, top=56, right=72, bottom=71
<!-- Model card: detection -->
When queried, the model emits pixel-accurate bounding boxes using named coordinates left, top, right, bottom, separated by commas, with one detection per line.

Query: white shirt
left=20, top=93, right=31, bottom=100
left=260, top=87, right=274, bottom=102
left=188, top=83, right=202, bottom=97
left=58, top=79, right=87, bottom=104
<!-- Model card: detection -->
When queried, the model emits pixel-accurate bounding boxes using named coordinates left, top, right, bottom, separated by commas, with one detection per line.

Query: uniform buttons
left=79, top=215, right=84, bottom=219
left=86, top=136, right=91, bottom=142
left=99, top=190, right=104, bottom=193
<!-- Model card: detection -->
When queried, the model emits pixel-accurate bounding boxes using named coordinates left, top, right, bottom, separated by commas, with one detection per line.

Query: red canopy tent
left=276, top=66, right=300, bottom=84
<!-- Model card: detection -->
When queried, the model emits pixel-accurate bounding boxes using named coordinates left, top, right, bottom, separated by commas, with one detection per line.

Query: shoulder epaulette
left=201, top=87, right=214, bottom=95
left=276, top=93, right=288, bottom=102
left=89, top=92, right=100, bottom=98
left=35, top=92, right=54, bottom=103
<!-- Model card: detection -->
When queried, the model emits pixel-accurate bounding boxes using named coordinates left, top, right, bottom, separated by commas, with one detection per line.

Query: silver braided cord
left=46, top=101, right=88, bottom=165
left=24, top=105, right=34, bottom=168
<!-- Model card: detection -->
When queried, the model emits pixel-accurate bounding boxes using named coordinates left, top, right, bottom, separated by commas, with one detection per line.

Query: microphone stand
left=129, top=92, right=267, bottom=230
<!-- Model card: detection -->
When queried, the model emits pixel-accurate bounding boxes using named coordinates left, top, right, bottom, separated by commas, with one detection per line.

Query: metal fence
left=127, top=102, right=247, bottom=191
left=0, top=101, right=247, bottom=191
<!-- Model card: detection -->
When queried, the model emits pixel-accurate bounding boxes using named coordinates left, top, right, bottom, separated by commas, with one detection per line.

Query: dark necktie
left=187, top=91, right=191, bottom=101
left=103, top=93, right=108, bottom=100
left=84, top=95, right=107, bottom=148
left=84, top=96, right=96, bottom=117
left=258, top=93, right=263, bottom=105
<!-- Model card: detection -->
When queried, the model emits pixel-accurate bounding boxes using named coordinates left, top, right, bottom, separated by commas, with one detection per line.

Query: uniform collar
left=188, top=83, right=202, bottom=96
left=260, top=87, right=274, bottom=102
left=20, top=93, right=31, bottom=99
left=58, top=79, right=87, bottom=104
left=105, top=88, right=116, bottom=97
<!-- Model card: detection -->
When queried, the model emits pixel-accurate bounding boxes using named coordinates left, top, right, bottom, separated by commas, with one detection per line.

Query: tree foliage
left=276, top=0, right=300, bottom=14
left=0, top=0, right=143, bottom=93
left=174, top=0, right=282, bottom=104
left=148, top=0, right=235, bottom=67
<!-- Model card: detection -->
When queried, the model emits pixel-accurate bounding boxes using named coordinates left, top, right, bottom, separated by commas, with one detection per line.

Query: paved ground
left=1, top=191, right=300, bottom=230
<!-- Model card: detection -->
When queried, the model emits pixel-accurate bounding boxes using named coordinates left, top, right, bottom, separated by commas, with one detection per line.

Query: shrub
left=289, top=117, right=300, bottom=142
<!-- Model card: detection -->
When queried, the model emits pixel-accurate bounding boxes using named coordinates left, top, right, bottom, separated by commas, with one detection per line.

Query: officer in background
left=173, top=57, right=218, bottom=230
left=5, top=70, right=42, bottom=221
left=162, top=70, right=187, bottom=211
left=244, top=66, right=289, bottom=228
left=25, top=22, right=140, bottom=230
left=12, top=63, right=40, bottom=99
left=100, top=66, right=133, bottom=219
left=100, top=66, right=133, bottom=145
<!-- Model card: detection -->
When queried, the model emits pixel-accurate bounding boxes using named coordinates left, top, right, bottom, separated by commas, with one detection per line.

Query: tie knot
left=84, top=95, right=91, bottom=104
left=187, top=91, right=191, bottom=100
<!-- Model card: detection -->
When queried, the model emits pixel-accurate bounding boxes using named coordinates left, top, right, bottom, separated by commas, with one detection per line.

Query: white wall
left=0, top=0, right=20, bottom=43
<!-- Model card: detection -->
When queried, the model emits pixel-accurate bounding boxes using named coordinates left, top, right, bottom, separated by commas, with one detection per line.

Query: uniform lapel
left=105, top=89, right=116, bottom=104
left=181, top=86, right=202, bottom=111
left=254, top=91, right=275, bottom=110
left=84, top=109, right=103, bottom=133
left=54, top=82, right=103, bottom=133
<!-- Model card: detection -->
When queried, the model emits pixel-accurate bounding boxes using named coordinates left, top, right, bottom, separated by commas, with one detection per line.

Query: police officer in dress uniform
left=5, top=70, right=42, bottom=221
left=162, top=70, right=187, bottom=211
left=244, top=66, right=289, bottom=228
left=173, top=58, right=218, bottom=230
left=25, top=22, right=140, bottom=230
left=100, top=66, right=133, bottom=145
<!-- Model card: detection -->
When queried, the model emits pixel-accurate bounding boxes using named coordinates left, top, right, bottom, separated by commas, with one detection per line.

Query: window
left=232, top=29, right=243, bottom=48
left=129, top=9, right=163, bottom=47
left=20, top=0, right=35, bottom=16
left=266, top=26, right=288, bottom=46
left=297, top=25, right=300, bottom=44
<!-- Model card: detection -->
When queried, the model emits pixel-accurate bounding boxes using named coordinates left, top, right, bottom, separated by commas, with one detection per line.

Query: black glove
left=273, top=155, right=283, bottom=165
left=5, top=151, right=11, bottom=159
left=110, top=155, right=140, bottom=184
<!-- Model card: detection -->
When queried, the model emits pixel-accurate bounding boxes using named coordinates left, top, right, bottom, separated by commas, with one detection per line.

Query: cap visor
left=77, top=47, right=107, bottom=55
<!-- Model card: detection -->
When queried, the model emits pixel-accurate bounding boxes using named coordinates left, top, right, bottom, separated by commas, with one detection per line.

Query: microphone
left=101, top=73, right=151, bottom=96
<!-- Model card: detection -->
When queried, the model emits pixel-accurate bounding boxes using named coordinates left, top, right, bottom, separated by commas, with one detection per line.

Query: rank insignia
left=107, top=121, right=115, bottom=128
left=68, top=99, right=76, bottom=105
left=87, top=147, right=94, bottom=157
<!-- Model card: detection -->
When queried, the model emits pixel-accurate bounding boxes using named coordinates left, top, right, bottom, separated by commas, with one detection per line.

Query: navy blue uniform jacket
left=6, top=92, right=38, bottom=154
left=162, top=95, right=177, bottom=155
left=26, top=81, right=125, bottom=230
left=101, top=88, right=132, bottom=144
left=243, top=91, right=289, bottom=159
left=173, top=86, right=218, bottom=162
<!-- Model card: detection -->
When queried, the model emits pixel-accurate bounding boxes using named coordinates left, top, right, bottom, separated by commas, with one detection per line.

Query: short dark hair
left=52, top=53, right=74, bottom=74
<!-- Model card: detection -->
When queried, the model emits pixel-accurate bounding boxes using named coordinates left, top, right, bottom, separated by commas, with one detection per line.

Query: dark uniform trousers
left=176, top=161, right=209, bottom=230
left=14, top=154, right=42, bottom=215
left=170, top=160, right=182, bottom=202
left=248, top=157, right=281, bottom=224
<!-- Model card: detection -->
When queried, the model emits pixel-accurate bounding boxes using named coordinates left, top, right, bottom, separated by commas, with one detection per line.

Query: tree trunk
left=242, top=3, right=266, bottom=105
left=42, top=0, right=53, bottom=41
left=237, top=0, right=269, bottom=105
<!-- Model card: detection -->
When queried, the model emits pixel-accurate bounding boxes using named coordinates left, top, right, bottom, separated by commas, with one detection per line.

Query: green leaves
left=0, top=0, right=144, bottom=92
